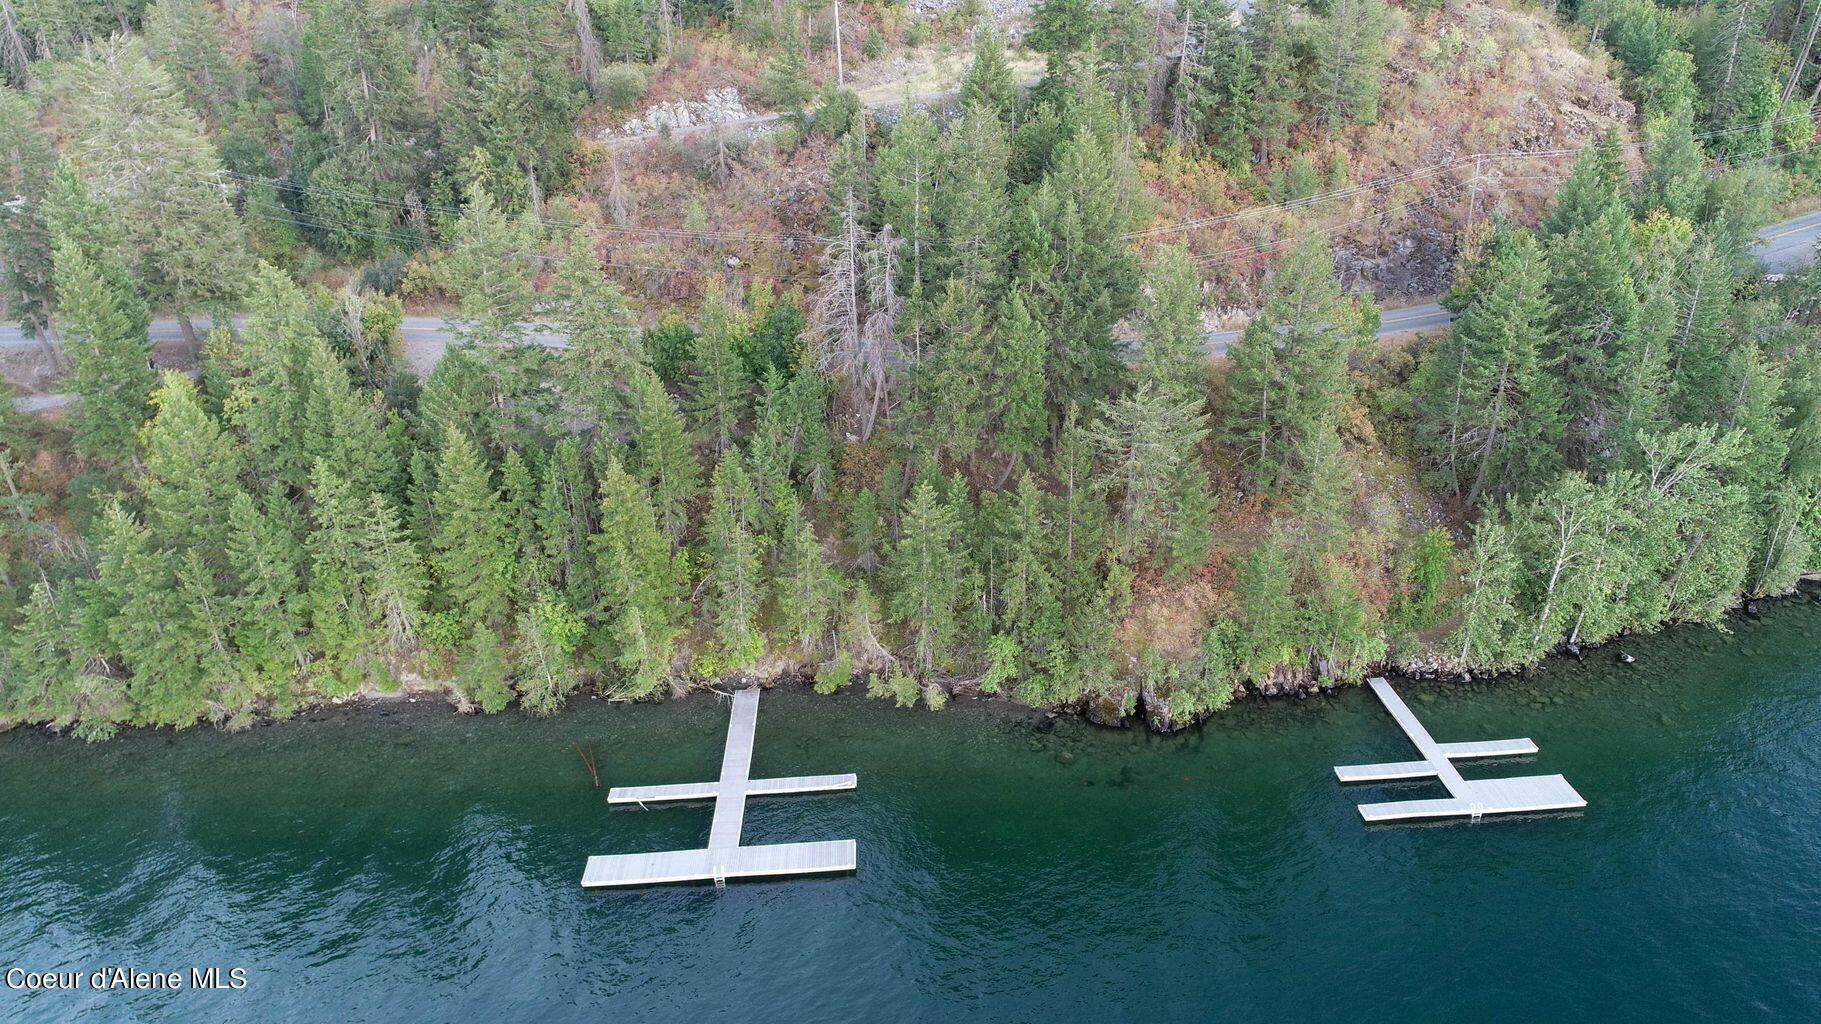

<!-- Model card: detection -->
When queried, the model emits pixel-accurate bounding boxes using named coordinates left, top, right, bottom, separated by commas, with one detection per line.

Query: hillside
left=0, top=0, right=1815, bottom=740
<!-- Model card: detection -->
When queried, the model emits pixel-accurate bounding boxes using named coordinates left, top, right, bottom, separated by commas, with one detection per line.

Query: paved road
left=1206, top=213, right=1813, bottom=348
left=1752, top=208, right=1821, bottom=273
left=7, top=211, right=1819, bottom=412
left=1207, top=301, right=1451, bottom=350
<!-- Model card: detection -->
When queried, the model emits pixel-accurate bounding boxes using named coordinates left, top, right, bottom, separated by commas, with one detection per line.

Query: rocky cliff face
left=1329, top=0, right=1635, bottom=301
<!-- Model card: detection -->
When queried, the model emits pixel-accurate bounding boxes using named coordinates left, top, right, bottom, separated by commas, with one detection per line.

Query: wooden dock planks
left=706, top=688, right=761, bottom=850
left=1337, top=678, right=1586, bottom=823
left=582, top=688, right=858, bottom=889
left=581, top=841, right=858, bottom=888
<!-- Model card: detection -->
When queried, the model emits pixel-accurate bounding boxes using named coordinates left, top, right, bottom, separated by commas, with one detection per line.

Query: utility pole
left=832, top=0, right=845, bottom=87
left=1466, top=157, right=1482, bottom=231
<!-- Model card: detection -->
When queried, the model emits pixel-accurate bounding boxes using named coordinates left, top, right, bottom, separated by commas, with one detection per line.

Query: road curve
left=6, top=211, right=1819, bottom=411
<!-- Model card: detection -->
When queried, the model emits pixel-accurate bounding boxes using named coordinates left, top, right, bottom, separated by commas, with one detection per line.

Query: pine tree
left=1612, top=214, right=1690, bottom=460
left=887, top=480, right=967, bottom=673
left=1209, top=39, right=1260, bottom=168
left=1222, top=233, right=1369, bottom=491
left=845, top=488, right=886, bottom=571
left=1303, top=0, right=1391, bottom=132
left=230, top=265, right=325, bottom=490
left=51, top=38, right=251, bottom=341
left=762, top=29, right=813, bottom=112
left=1052, top=405, right=1108, bottom=595
left=224, top=491, right=308, bottom=699
left=1636, top=101, right=1705, bottom=222
left=1546, top=205, right=1640, bottom=467
left=1168, top=0, right=1234, bottom=143
left=1027, top=0, right=1103, bottom=59
left=1243, top=0, right=1300, bottom=164
left=457, top=628, right=513, bottom=712
left=1633, top=424, right=1754, bottom=624
left=442, top=183, right=549, bottom=433
left=783, top=345, right=835, bottom=499
left=535, top=438, right=595, bottom=607
left=593, top=451, right=683, bottom=696
left=996, top=472, right=1065, bottom=695
left=1669, top=237, right=1741, bottom=423
left=550, top=229, right=642, bottom=422
left=49, top=229, right=154, bottom=465
left=1089, top=383, right=1213, bottom=573
left=0, top=91, right=59, bottom=365
left=773, top=500, right=840, bottom=655
left=702, top=453, right=767, bottom=667
left=143, top=0, right=244, bottom=124
left=304, top=337, right=397, bottom=500
left=875, top=109, right=941, bottom=293
left=359, top=489, right=430, bottom=678
left=1235, top=536, right=1300, bottom=679
left=437, top=0, right=583, bottom=202
left=141, top=372, right=249, bottom=557
left=686, top=291, right=751, bottom=453
left=1557, top=473, right=1647, bottom=649
left=935, top=103, right=1014, bottom=295
left=746, top=369, right=797, bottom=543
left=499, top=448, right=545, bottom=597
left=3, top=580, right=126, bottom=741
left=1414, top=224, right=1562, bottom=505
left=992, top=289, right=1050, bottom=474
left=430, top=427, right=514, bottom=629
left=1510, top=472, right=1609, bottom=652
left=1137, top=243, right=1207, bottom=405
left=1017, top=122, right=1145, bottom=415
left=90, top=502, right=218, bottom=726
left=1691, top=0, right=1773, bottom=157
left=1098, top=0, right=1156, bottom=122
left=914, top=278, right=992, bottom=462
left=1450, top=517, right=1523, bottom=668
left=295, top=0, right=425, bottom=253
left=959, top=27, right=1019, bottom=120
left=628, top=365, right=702, bottom=546
left=1542, top=129, right=1628, bottom=238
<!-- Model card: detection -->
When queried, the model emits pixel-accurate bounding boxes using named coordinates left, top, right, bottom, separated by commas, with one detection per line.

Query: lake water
left=3, top=598, right=1819, bottom=1022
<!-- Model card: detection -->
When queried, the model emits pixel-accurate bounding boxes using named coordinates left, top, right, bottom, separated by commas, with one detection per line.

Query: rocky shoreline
left=2, top=592, right=1805, bottom=743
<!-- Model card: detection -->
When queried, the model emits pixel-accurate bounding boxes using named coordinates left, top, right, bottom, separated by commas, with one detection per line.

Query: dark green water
left=3, top=600, right=1820, bottom=1023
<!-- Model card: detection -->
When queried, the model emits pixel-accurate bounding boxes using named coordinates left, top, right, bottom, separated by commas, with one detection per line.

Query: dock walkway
left=1335, top=678, right=1586, bottom=823
left=582, top=688, right=857, bottom=888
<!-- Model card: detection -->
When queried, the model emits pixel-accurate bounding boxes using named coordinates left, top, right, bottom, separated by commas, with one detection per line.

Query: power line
left=222, top=169, right=835, bottom=246
left=1127, top=108, right=1820, bottom=242
left=1186, top=178, right=1474, bottom=266
left=238, top=206, right=808, bottom=282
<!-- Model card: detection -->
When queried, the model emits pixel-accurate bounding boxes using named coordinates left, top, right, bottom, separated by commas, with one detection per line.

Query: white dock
left=1335, top=678, right=1586, bottom=823
left=582, top=688, right=857, bottom=888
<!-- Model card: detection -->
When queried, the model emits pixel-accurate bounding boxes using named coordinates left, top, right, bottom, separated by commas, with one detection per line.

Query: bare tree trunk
left=1171, top=12, right=1194, bottom=138
left=605, top=153, right=631, bottom=226
left=177, top=314, right=199, bottom=358
left=1784, top=0, right=1821, bottom=110
left=32, top=322, right=66, bottom=374
left=0, top=0, right=30, bottom=86
left=570, top=0, right=602, bottom=94
left=526, top=164, right=545, bottom=216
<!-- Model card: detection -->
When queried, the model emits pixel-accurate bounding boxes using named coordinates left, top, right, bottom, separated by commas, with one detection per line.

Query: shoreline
left=6, top=589, right=1808, bottom=746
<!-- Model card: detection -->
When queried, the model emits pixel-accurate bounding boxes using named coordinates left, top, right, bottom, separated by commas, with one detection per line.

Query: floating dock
left=581, top=687, right=857, bottom=888
left=1335, top=677, right=1586, bottom=823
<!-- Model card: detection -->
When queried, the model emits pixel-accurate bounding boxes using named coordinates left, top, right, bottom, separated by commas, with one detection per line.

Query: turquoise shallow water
left=2, top=598, right=1820, bottom=1023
